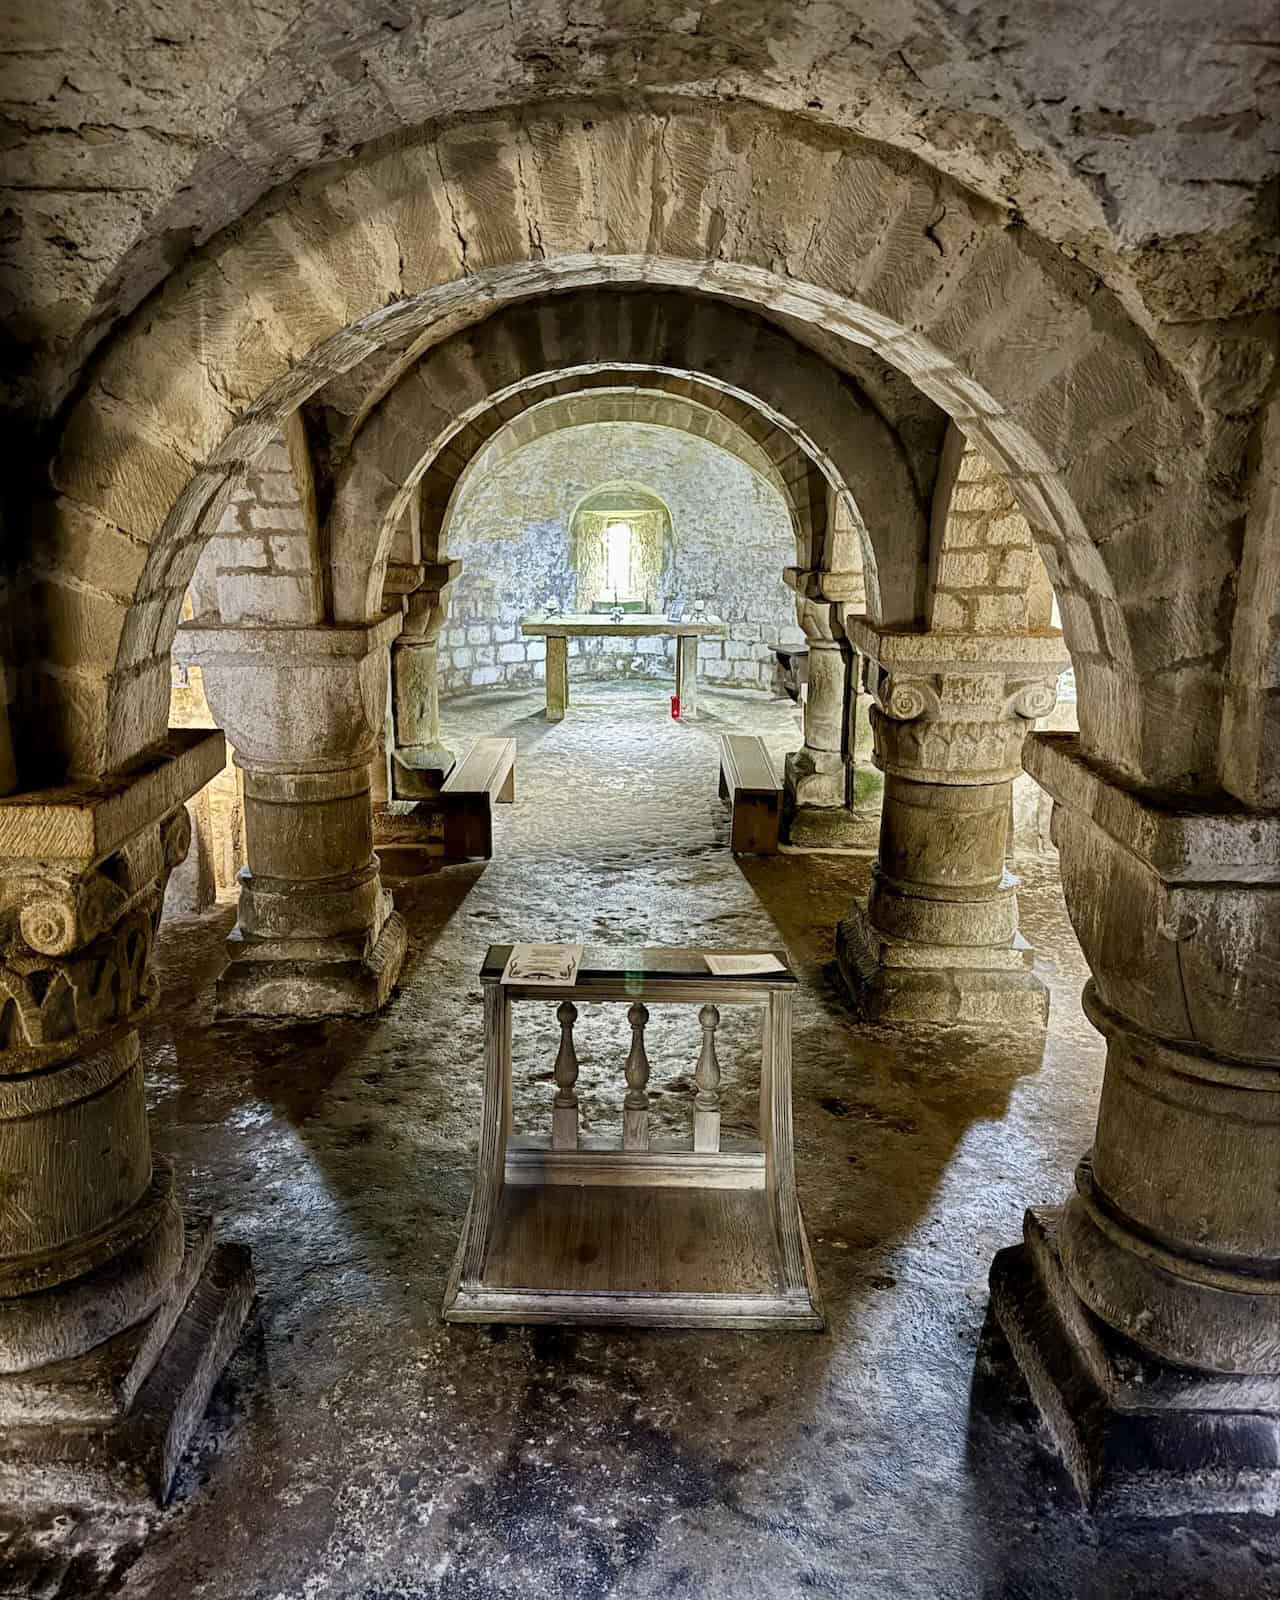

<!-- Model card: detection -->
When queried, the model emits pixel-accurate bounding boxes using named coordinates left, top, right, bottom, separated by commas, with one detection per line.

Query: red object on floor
left=671, top=695, right=681, bottom=719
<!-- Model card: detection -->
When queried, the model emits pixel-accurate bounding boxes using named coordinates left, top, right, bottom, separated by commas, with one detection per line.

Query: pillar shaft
left=989, top=733, right=1280, bottom=1515
left=837, top=621, right=1067, bottom=1023
left=181, top=617, right=407, bottom=1019
left=0, top=730, right=253, bottom=1505
left=781, top=582, right=873, bottom=847
left=389, top=563, right=461, bottom=800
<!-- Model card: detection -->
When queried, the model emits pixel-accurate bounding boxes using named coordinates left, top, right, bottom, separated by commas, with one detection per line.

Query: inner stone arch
left=434, top=419, right=802, bottom=703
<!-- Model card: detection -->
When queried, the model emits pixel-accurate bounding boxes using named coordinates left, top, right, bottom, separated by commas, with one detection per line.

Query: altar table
left=520, top=613, right=725, bottom=722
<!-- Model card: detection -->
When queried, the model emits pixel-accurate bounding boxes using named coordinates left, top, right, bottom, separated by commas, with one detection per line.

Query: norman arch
left=19, top=99, right=1220, bottom=797
left=3, top=76, right=1276, bottom=1551
left=320, top=293, right=918, bottom=630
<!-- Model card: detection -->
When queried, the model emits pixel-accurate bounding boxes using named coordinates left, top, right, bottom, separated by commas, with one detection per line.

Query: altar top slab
left=521, top=613, right=725, bottom=638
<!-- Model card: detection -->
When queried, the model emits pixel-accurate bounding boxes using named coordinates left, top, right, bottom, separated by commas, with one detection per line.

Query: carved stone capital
left=784, top=574, right=849, bottom=645
left=846, top=619, right=1068, bottom=783
left=180, top=615, right=402, bottom=775
left=1026, top=732, right=1280, bottom=1064
left=401, top=560, right=463, bottom=643
left=0, top=731, right=224, bottom=1065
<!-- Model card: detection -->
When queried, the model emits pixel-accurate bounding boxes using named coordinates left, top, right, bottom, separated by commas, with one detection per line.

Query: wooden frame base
left=444, top=1146, right=823, bottom=1330
left=442, top=948, right=824, bottom=1334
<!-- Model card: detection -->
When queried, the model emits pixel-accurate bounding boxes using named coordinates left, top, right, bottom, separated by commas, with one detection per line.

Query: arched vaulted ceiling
left=12, top=99, right=1245, bottom=801
left=320, top=292, right=922, bottom=623
left=3, top=3, right=1275, bottom=422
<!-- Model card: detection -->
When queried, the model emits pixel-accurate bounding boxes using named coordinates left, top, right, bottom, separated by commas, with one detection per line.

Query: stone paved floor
left=5, top=684, right=1278, bottom=1599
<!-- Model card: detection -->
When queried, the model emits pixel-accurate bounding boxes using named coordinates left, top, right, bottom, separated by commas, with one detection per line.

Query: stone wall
left=928, top=437, right=1055, bottom=634
left=439, top=423, right=804, bottom=700
left=165, top=663, right=246, bottom=911
left=191, top=421, right=322, bottom=625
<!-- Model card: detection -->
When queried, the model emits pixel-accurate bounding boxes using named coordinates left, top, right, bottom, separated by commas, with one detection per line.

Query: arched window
left=605, top=520, right=632, bottom=599
left=568, top=482, right=673, bottom=611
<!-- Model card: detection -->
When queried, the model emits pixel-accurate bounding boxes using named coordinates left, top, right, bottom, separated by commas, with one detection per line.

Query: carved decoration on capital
left=401, top=561, right=463, bottom=647
left=1004, top=679, right=1060, bottom=722
left=794, top=596, right=848, bottom=647
left=0, top=807, right=190, bottom=1059
left=864, top=665, right=1060, bottom=783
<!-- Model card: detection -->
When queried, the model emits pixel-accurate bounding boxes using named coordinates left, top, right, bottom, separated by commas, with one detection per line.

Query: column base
left=989, top=1208, right=1280, bottom=1517
left=836, top=899, right=1048, bottom=1025
left=391, top=747, right=456, bottom=800
left=215, top=910, right=407, bottom=1020
left=785, top=805, right=879, bottom=850
left=374, top=802, right=446, bottom=878
left=0, top=1217, right=254, bottom=1510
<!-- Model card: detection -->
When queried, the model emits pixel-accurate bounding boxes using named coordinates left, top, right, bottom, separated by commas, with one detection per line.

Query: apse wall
left=439, top=423, right=803, bottom=700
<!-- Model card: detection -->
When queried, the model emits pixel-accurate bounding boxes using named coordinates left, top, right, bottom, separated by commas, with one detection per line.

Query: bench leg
left=545, top=637, right=568, bottom=723
left=731, top=794, right=781, bottom=855
left=498, top=763, right=515, bottom=804
left=444, top=799, right=495, bottom=860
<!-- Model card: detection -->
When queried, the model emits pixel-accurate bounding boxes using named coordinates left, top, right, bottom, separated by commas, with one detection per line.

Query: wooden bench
left=440, top=736, right=516, bottom=859
left=719, top=734, right=782, bottom=855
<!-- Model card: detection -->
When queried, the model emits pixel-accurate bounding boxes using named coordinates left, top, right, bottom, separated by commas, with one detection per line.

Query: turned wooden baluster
left=552, top=999, right=580, bottom=1150
left=623, top=1001, right=651, bottom=1151
left=694, top=1003, right=722, bottom=1153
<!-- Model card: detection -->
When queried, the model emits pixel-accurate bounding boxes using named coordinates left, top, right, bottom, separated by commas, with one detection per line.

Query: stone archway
left=5, top=98, right=1274, bottom=1512
left=319, top=294, right=912, bottom=630
left=21, top=99, right=1212, bottom=796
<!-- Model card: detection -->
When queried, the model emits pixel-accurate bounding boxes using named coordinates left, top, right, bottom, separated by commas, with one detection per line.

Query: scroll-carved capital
left=850, top=622, right=1069, bottom=783
left=879, top=675, right=937, bottom=723
left=1006, top=679, right=1060, bottom=721
left=9, top=871, right=128, bottom=957
left=0, top=797, right=193, bottom=1062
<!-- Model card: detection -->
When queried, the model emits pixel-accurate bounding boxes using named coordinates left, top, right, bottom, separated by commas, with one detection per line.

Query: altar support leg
left=675, top=634, right=699, bottom=720
left=546, top=637, right=569, bottom=723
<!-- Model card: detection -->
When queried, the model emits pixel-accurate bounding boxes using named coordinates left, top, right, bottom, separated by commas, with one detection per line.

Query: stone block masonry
left=439, top=423, right=802, bottom=701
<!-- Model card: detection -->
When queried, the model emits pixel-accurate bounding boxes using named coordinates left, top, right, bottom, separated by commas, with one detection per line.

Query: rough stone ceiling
left=2, top=0, right=1276, bottom=420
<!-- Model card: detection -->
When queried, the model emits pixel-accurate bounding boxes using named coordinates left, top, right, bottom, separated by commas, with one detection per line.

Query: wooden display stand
left=443, top=946, right=824, bottom=1330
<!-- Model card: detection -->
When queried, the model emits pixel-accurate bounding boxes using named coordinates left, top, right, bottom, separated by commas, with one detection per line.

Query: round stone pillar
left=782, top=587, right=874, bottom=848
left=990, top=732, right=1280, bottom=1515
left=0, top=730, right=253, bottom=1505
left=182, top=617, right=407, bottom=1019
left=390, top=563, right=461, bottom=801
left=836, top=620, right=1068, bottom=1024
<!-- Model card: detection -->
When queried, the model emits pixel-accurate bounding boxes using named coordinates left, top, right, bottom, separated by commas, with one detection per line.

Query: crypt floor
left=4, top=683, right=1278, bottom=1599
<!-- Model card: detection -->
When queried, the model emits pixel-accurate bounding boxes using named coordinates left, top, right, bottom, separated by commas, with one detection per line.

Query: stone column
left=782, top=583, right=874, bottom=848
left=389, top=561, right=461, bottom=800
left=990, top=734, right=1280, bottom=1516
left=182, top=617, right=407, bottom=1020
left=0, top=730, right=254, bottom=1506
left=836, top=621, right=1068, bottom=1023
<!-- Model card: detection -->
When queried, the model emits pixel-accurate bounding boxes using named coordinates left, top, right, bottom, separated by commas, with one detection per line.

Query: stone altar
left=520, top=614, right=725, bottom=722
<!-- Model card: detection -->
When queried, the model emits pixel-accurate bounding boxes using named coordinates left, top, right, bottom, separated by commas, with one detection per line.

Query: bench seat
left=719, top=734, right=782, bottom=855
left=440, top=736, right=517, bottom=858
